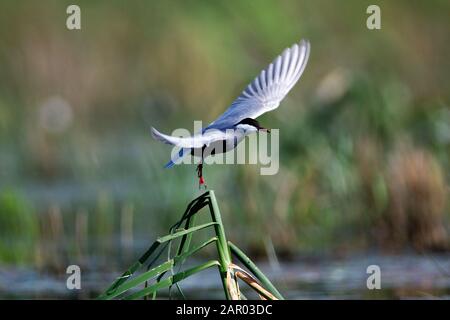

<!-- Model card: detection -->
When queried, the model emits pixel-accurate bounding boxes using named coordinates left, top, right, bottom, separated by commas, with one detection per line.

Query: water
left=1, top=253, right=449, bottom=299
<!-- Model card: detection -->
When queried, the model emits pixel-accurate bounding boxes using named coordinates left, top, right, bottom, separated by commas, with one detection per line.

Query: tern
left=152, top=39, right=310, bottom=187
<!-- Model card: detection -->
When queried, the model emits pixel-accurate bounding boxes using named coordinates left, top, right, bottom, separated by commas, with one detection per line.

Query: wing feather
left=207, top=39, right=310, bottom=130
left=286, top=44, right=299, bottom=82
left=280, top=48, right=290, bottom=82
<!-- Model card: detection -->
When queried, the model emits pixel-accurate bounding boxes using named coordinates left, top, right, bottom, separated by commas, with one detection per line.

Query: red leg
left=196, top=162, right=206, bottom=189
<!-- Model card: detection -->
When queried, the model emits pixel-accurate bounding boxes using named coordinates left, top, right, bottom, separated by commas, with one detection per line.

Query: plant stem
left=228, top=241, right=284, bottom=300
left=208, top=190, right=233, bottom=299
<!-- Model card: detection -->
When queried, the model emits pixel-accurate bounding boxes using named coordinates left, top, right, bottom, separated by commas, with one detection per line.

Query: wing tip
left=150, top=126, right=172, bottom=145
left=281, top=39, right=311, bottom=69
left=150, top=126, right=161, bottom=139
left=296, top=38, right=310, bottom=46
left=299, top=39, right=311, bottom=57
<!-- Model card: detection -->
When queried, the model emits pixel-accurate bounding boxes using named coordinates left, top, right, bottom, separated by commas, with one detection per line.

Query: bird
left=151, top=39, right=310, bottom=188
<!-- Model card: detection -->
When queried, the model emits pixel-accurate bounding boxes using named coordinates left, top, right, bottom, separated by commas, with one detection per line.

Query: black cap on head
left=236, top=118, right=262, bottom=128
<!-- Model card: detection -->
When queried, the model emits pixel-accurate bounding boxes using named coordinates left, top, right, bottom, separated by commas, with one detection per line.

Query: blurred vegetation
left=0, top=0, right=448, bottom=271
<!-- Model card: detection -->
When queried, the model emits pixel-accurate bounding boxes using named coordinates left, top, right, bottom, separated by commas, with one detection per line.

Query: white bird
left=152, top=39, right=310, bottom=187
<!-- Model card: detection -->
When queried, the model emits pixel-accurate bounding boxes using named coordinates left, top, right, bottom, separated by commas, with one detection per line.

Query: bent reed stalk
left=98, top=190, right=283, bottom=300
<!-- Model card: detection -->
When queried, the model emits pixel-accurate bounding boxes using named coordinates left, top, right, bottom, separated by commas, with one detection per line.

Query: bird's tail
left=151, top=127, right=176, bottom=145
left=151, top=127, right=189, bottom=168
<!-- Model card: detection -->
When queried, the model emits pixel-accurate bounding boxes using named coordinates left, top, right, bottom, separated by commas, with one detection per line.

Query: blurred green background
left=0, top=0, right=448, bottom=299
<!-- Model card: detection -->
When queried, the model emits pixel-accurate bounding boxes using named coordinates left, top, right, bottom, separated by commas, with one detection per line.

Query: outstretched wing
left=207, top=40, right=310, bottom=130
left=151, top=127, right=230, bottom=149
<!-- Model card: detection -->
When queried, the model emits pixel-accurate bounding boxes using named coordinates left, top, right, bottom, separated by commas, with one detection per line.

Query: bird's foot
left=196, top=163, right=207, bottom=189
left=198, top=176, right=207, bottom=189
